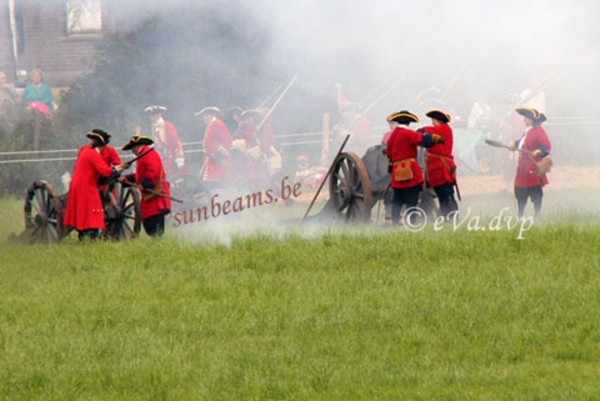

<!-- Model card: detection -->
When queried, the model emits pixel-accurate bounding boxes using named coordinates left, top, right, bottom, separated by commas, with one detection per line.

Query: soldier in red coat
left=86, top=129, right=122, bottom=192
left=418, top=110, right=458, bottom=219
left=195, top=107, right=232, bottom=181
left=224, top=106, right=244, bottom=139
left=386, top=110, right=446, bottom=225
left=508, top=107, right=551, bottom=217
left=144, top=105, right=189, bottom=178
left=335, top=103, right=373, bottom=154
left=63, top=130, right=121, bottom=240
left=88, top=129, right=122, bottom=168
left=121, top=136, right=171, bottom=236
left=238, top=109, right=276, bottom=186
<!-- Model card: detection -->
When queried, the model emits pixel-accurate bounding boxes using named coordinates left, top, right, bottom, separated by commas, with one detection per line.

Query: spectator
left=24, top=69, right=54, bottom=116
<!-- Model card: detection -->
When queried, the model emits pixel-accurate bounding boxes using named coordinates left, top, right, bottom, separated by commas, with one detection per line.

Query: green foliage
left=1, top=195, right=599, bottom=400
left=0, top=107, right=77, bottom=196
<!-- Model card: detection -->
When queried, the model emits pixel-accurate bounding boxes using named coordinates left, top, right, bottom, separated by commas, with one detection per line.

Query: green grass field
left=1, top=194, right=600, bottom=400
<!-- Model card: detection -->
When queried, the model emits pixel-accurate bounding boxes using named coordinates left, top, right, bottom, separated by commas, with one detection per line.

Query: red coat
left=64, top=146, right=114, bottom=230
left=129, top=146, right=171, bottom=220
left=98, top=145, right=122, bottom=194
left=515, top=126, right=551, bottom=187
left=203, top=118, right=232, bottom=180
left=100, top=145, right=122, bottom=166
left=386, top=126, right=425, bottom=188
left=243, top=120, right=275, bottom=182
left=423, top=124, right=456, bottom=187
left=152, top=119, right=189, bottom=178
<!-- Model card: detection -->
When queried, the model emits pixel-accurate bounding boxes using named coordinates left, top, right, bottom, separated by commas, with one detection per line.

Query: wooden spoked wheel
left=23, top=181, right=63, bottom=243
left=101, top=181, right=142, bottom=240
left=329, top=152, right=373, bottom=223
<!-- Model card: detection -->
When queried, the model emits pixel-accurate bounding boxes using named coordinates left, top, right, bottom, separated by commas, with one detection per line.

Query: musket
left=356, top=77, right=405, bottom=120
left=123, top=180, right=183, bottom=203
left=100, top=147, right=155, bottom=190
left=256, top=84, right=283, bottom=109
left=484, top=139, right=531, bottom=154
left=358, top=80, right=389, bottom=109
left=519, top=72, right=561, bottom=106
left=302, top=134, right=350, bottom=222
left=256, top=73, right=299, bottom=133
left=484, top=139, right=553, bottom=177
left=122, top=147, right=154, bottom=169
left=442, top=62, right=468, bottom=101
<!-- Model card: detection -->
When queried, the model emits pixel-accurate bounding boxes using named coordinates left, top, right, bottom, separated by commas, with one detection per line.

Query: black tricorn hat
left=240, top=109, right=262, bottom=120
left=226, top=106, right=244, bottom=115
left=515, top=107, right=547, bottom=124
left=387, top=110, right=419, bottom=125
left=121, top=136, right=154, bottom=150
left=86, top=129, right=111, bottom=145
left=426, top=109, right=451, bottom=123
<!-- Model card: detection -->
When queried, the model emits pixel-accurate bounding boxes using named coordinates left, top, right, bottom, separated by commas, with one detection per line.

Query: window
left=66, top=0, right=102, bottom=33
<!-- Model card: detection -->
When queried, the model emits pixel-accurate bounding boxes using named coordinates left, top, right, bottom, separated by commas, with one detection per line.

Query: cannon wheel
left=23, top=181, right=63, bottom=243
left=102, top=182, right=142, bottom=240
left=329, top=151, right=373, bottom=223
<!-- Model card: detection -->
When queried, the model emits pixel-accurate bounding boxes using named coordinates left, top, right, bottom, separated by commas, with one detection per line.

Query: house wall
left=16, top=0, right=114, bottom=86
left=0, top=2, right=16, bottom=80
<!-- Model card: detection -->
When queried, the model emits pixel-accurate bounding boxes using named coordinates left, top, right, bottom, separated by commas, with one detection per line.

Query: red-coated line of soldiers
left=64, top=104, right=551, bottom=239
left=64, top=104, right=277, bottom=240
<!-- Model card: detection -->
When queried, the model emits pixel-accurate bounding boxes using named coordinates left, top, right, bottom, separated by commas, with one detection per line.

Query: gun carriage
left=21, top=178, right=142, bottom=243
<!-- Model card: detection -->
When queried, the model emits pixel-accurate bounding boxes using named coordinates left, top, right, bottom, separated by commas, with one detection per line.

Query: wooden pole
left=302, top=134, right=350, bottom=222
left=256, top=73, right=298, bottom=133
left=256, top=84, right=283, bottom=109
left=357, top=77, right=405, bottom=119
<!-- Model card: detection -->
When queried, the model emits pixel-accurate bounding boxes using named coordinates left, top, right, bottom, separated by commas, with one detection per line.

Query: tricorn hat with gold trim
left=515, top=107, right=547, bottom=124
left=387, top=110, right=419, bottom=125
left=121, top=136, right=154, bottom=151
left=194, top=106, right=221, bottom=117
left=426, top=109, right=451, bottom=124
left=86, top=129, right=111, bottom=145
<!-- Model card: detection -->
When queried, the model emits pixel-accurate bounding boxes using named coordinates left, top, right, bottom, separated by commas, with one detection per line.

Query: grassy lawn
left=0, top=194, right=599, bottom=400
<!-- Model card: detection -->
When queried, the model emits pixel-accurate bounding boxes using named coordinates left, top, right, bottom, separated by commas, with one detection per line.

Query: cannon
left=308, top=144, right=437, bottom=223
left=20, top=179, right=142, bottom=243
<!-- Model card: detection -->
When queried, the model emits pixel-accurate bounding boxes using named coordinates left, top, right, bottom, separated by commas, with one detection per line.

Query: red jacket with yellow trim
left=515, top=126, right=551, bottom=187
left=386, top=126, right=425, bottom=189
left=423, top=124, right=456, bottom=187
